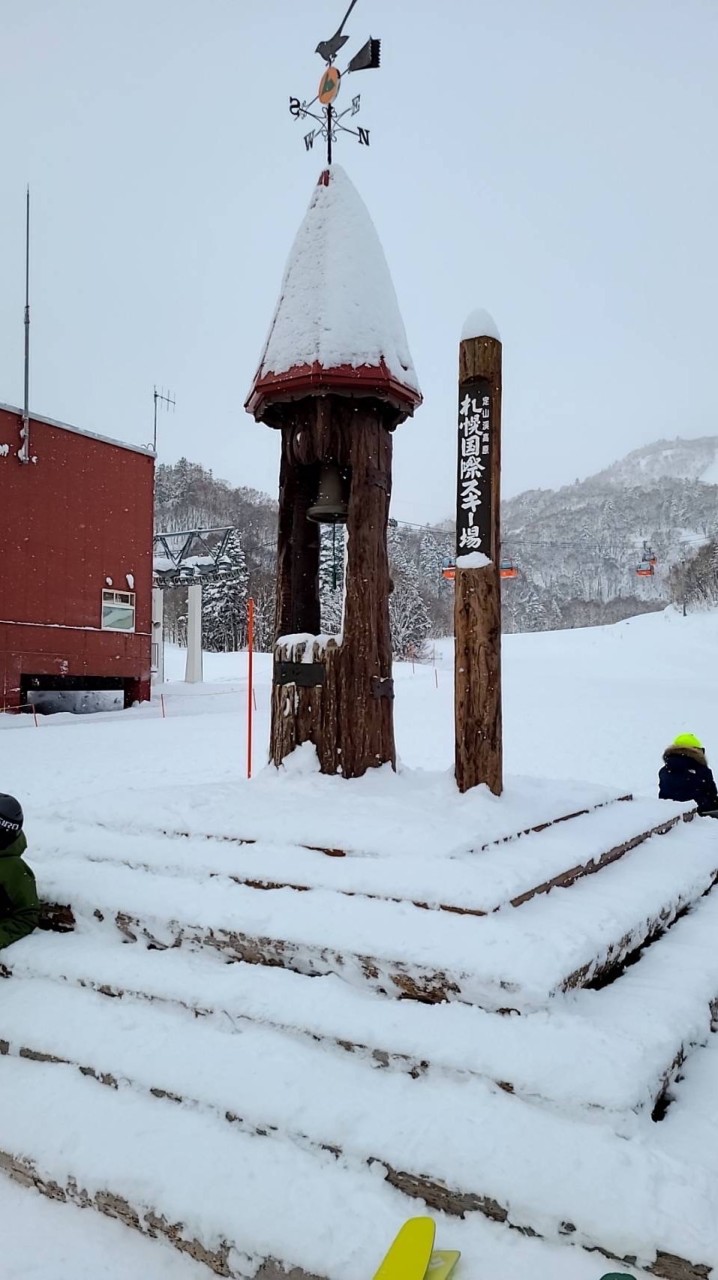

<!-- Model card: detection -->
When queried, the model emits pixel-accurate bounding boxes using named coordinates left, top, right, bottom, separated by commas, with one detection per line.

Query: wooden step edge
left=37, top=809, right=682, bottom=924
left=154, top=794, right=635, bottom=861
left=560, top=863, right=718, bottom=994
left=108, top=908, right=465, bottom=1005
left=32, top=841, right=717, bottom=1018
left=0, top=972, right=549, bottom=1113
left=476, top=794, right=634, bottom=852
left=108, top=875, right=715, bottom=1010
left=33, top=868, right=714, bottom=1014
left=0, top=1046, right=707, bottom=1280
left=0, top=1146, right=324, bottom=1280
left=381, top=1165, right=710, bottom=1280
left=5, top=952, right=710, bottom=1122
left=508, top=811, right=693, bottom=910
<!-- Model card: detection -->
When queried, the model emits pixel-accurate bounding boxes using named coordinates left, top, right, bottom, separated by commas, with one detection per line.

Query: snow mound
left=252, top=165, right=419, bottom=394
left=461, top=308, right=501, bottom=341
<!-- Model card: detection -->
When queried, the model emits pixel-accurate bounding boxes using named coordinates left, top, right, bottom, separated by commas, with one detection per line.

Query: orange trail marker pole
left=247, top=598, right=255, bottom=779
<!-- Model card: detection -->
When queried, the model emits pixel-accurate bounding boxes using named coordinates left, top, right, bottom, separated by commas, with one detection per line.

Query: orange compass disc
left=318, top=66, right=341, bottom=104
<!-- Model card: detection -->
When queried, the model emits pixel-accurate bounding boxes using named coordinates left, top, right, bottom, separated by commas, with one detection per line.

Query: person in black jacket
left=659, top=734, right=718, bottom=815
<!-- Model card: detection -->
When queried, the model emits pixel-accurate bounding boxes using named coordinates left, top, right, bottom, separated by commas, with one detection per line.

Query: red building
left=0, top=403, right=154, bottom=712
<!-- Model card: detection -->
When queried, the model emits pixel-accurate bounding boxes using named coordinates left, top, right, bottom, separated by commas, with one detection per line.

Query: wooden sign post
left=454, top=314, right=503, bottom=795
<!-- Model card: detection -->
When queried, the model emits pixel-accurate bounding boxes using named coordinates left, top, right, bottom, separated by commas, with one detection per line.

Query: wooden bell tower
left=245, top=166, right=421, bottom=779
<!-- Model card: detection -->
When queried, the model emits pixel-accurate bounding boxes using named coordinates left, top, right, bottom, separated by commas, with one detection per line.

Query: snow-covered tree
left=389, top=575, right=431, bottom=660
left=388, top=524, right=413, bottom=578
left=387, top=523, right=432, bottom=658
left=201, top=530, right=249, bottom=652
left=251, top=582, right=276, bottom=653
left=319, top=525, right=344, bottom=634
left=418, top=529, right=445, bottom=593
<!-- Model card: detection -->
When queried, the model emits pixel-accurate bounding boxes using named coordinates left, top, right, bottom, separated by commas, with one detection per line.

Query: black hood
left=0, top=832, right=27, bottom=859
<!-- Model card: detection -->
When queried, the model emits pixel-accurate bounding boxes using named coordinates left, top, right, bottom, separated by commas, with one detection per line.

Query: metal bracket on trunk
left=274, top=661, right=326, bottom=688
left=371, top=676, right=394, bottom=700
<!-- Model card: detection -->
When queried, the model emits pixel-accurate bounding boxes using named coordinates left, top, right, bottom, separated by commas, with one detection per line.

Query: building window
left=101, top=589, right=136, bottom=632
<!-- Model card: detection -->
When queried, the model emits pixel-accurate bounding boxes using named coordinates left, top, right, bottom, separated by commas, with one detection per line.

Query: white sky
left=1, top=0, right=716, bottom=523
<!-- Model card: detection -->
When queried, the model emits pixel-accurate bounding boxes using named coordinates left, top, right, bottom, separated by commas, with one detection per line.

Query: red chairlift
left=500, top=559, right=519, bottom=580
left=440, top=555, right=456, bottom=581
left=636, top=561, right=655, bottom=578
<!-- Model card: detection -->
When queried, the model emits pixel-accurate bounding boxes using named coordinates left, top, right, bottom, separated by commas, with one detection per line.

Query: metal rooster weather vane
left=289, top=0, right=381, bottom=164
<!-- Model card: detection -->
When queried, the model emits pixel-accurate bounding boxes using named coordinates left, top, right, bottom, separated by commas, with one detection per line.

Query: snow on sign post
left=455, top=312, right=503, bottom=796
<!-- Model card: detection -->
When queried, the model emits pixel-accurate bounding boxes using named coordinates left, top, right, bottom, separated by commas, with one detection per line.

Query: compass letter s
left=289, top=97, right=302, bottom=118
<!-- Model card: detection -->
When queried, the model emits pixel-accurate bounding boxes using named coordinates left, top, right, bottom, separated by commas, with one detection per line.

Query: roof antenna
left=152, top=385, right=176, bottom=453
left=18, top=186, right=31, bottom=464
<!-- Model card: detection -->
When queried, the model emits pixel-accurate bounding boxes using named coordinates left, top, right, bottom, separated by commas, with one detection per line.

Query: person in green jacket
left=0, top=794, right=39, bottom=950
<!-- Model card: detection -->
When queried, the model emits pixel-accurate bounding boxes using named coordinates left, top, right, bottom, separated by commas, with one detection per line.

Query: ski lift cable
left=394, top=527, right=716, bottom=556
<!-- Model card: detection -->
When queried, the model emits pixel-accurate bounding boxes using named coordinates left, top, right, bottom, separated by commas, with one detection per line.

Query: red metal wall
left=0, top=406, right=154, bottom=710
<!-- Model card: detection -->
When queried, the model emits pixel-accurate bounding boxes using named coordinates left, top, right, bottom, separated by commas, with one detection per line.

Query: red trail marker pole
left=247, top=598, right=255, bottom=779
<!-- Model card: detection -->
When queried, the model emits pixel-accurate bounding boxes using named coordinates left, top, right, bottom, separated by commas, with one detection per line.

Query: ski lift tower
left=245, top=5, right=422, bottom=777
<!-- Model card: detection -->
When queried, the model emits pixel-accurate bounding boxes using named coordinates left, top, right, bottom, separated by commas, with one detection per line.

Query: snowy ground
left=2, top=606, right=718, bottom=1279
left=3, top=606, right=717, bottom=810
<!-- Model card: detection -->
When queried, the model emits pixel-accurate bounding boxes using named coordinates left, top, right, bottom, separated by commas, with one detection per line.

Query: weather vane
left=289, top=0, right=381, bottom=164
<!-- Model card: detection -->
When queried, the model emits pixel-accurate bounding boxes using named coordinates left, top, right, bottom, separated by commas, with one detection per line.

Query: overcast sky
left=1, top=0, right=716, bottom=523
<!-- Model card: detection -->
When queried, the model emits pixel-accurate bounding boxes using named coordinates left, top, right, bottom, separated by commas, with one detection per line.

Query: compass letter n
left=358, top=127, right=370, bottom=146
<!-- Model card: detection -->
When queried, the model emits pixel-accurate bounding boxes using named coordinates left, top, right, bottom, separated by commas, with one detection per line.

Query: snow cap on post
left=461, top=308, right=501, bottom=343
left=246, top=165, right=422, bottom=424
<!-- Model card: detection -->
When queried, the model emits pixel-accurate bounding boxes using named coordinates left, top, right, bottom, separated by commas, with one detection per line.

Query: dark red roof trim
left=245, top=359, right=422, bottom=420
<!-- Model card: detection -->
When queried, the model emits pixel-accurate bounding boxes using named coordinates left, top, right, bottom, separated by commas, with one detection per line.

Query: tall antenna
left=18, top=187, right=31, bottom=464
left=152, top=385, right=176, bottom=453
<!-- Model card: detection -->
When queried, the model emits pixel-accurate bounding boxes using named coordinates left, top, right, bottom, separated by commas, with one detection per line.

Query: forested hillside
left=155, top=436, right=718, bottom=651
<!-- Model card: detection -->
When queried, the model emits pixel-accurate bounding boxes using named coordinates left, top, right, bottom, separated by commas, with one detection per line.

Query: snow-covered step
left=31, top=816, right=718, bottom=1008
left=0, top=1169, right=649, bottom=1280
left=0, top=1027, right=715, bottom=1279
left=30, top=797, right=687, bottom=915
left=13, top=883, right=718, bottom=1115
left=651, top=1030, right=718, bottom=1179
left=49, top=770, right=628, bottom=860
left=0, top=1175, right=213, bottom=1280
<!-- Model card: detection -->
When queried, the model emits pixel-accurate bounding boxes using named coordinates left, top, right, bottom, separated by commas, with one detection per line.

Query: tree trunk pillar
left=270, top=399, right=395, bottom=778
left=454, top=329, right=503, bottom=795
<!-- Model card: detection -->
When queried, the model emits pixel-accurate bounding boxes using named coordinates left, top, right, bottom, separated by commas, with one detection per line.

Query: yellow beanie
left=673, top=733, right=704, bottom=750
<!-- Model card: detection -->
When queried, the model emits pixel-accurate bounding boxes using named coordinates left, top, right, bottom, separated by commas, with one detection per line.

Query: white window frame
left=101, top=589, right=136, bottom=633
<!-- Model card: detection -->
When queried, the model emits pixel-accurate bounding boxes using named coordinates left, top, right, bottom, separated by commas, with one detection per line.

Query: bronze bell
left=307, top=462, right=349, bottom=524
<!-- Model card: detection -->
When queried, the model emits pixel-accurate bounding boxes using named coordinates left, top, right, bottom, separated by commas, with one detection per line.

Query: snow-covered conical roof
left=246, top=166, right=421, bottom=423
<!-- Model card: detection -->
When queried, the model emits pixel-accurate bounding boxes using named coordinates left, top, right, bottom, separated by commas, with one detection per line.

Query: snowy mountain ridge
left=586, top=435, right=718, bottom=489
left=498, top=435, right=718, bottom=631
